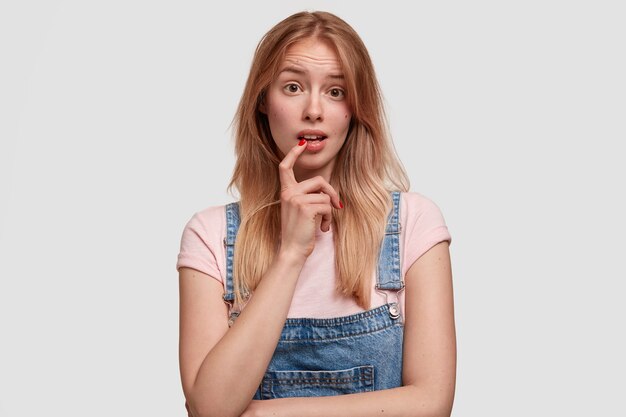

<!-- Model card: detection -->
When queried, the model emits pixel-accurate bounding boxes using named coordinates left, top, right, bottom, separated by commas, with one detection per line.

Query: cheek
left=334, top=102, right=351, bottom=126
left=268, top=103, right=295, bottom=147
left=334, top=108, right=351, bottom=130
left=269, top=105, right=292, bottom=128
left=266, top=92, right=287, bottom=126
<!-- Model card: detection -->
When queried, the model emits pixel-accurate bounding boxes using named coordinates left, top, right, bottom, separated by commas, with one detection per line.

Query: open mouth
left=298, top=134, right=327, bottom=143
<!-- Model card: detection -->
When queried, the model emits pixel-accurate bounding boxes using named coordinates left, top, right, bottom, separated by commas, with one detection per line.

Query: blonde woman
left=177, top=11, right=456, bottom=417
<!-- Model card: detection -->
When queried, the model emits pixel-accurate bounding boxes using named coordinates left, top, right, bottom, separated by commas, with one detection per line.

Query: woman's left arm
left=242, top=241, right=456, bottom=417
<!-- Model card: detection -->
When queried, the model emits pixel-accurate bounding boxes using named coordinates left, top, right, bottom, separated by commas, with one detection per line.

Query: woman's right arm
left=179, top=141, right=341, bottom=417
left=179, top=251, right=305, bottom=417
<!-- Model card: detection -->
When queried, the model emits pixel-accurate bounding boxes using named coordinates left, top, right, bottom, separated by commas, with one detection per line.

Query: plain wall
left=1, top=1, right=624, bottom=415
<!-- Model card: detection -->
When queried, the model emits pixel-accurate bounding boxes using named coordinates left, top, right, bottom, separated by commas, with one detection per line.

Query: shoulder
left=178, top=203, right=234, bottom=257
left=182, top=204, right=230, bottom=238
left=398, top=192, right=451, bottom=270
left=399, top=191, right=447, bottom=223
left=177, top=203, right=235, bottom=280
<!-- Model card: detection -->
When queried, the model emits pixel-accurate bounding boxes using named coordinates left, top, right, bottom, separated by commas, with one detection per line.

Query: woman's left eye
left=329, top=88, right=345, bottom=98
left=285, top=84, right=300, bottom=93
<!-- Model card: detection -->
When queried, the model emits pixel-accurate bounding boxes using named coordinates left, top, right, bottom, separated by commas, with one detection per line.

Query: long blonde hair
left=229, top=11, right=409, bottom=309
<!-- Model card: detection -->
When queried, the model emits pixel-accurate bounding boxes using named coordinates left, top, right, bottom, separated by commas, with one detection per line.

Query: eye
left=329, top=88, right=345, bottom=99
left=284, top=83, right=301, bottom=94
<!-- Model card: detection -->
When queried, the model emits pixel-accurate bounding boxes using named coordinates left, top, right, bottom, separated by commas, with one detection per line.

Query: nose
left=303, top=93, right=323, bottom=122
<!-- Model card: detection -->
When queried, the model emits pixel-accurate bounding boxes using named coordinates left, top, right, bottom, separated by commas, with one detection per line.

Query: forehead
left=279, top=38, right=343, bottom=73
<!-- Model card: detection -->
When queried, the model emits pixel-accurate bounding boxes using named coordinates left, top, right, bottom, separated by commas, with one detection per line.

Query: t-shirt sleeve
left=176, top=205, right=226, bottom=284
left=401, top=192, right=452, bottom=275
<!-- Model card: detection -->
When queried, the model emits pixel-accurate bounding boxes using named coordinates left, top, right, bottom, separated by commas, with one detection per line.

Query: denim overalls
left=223, top=192, right=404, bottom=399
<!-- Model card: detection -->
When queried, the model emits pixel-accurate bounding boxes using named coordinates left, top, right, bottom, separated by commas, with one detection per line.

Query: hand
left=278, top=140, right=342, bottom=261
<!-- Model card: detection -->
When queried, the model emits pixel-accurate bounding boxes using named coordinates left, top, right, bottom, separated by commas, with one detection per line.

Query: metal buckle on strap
left=374, top=283, right=405, bottom=320
left=223, top=290, right=250, bottom=328
left=227, top=310, right=240, bottom=327
left=223, top=296, right=240, bottom=327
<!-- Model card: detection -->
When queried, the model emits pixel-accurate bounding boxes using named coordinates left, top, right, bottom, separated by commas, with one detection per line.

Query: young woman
left=177, top=11, right=456, bottom=417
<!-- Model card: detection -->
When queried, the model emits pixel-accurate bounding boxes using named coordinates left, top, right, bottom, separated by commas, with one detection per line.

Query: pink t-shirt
left=176, top=192, right=451, bottom=318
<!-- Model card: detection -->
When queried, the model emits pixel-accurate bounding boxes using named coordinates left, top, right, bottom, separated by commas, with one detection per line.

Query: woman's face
left=261, top=38, right=352, bottom=182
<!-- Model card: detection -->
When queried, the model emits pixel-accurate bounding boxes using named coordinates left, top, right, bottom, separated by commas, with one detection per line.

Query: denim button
left=388, top=303, right=400, bottom=320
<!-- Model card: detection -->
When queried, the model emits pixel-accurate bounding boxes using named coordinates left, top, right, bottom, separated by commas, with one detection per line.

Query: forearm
left=188, top=252, right=305, bottom=417
left=243, top=385, right=454, bottom=417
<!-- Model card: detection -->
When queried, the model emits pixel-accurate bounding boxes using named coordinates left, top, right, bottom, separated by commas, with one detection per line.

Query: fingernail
left=298, top=139, right=307, bottom=146
left=339, top=201, right=344, bottom=209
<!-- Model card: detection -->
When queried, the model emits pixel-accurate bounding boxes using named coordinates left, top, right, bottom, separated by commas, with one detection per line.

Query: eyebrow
left=278, top=65, right=345, bottom=80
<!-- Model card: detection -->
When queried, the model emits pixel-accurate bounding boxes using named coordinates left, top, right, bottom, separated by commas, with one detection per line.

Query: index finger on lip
left=278, top=141, right=307, bottom=187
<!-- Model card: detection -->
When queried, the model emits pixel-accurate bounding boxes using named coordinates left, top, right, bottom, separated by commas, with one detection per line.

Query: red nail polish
left=298, top=139, right=307, bottom=146
left=339, top=201, right=344, bottom=209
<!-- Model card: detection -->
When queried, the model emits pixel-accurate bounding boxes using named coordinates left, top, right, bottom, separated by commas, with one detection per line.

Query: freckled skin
left=261, top=38, right=352, bottom=182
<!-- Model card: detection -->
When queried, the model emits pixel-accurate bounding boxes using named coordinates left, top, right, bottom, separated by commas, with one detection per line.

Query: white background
left=1, top=1, right=624, bottom=415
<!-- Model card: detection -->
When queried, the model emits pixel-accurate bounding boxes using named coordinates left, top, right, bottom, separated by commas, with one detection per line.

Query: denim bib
left=223, top=192, right=404, bottom=399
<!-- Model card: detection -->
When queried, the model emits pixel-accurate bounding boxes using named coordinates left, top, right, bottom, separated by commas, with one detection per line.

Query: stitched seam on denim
left=283, top=304, right=391, bottom=327
left=266, top=367, right=373, bottom=375
left=279, top=322, right=403, bottom=343
left=268, top=375, right=373, bottom=384
left=266, top=367, right=373, bottom=384
left=224, top=202, right=239, bottom=301
left=377, top=191, right=403, bottom=290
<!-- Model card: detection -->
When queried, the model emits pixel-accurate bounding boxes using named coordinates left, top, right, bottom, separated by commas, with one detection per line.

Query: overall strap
left=376, top=191, right=403, bottom=291
left=223, top=202, right=240, bottom=303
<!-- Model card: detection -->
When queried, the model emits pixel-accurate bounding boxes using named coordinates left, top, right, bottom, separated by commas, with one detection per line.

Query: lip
left=296, top=129, right=328, bottom=140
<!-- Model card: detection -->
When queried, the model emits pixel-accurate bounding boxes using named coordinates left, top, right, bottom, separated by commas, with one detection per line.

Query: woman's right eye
left=284, top=83, right=300, bottom=93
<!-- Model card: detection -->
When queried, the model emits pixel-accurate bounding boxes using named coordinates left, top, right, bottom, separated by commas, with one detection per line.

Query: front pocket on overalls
left=260, top=365, right=374, bottom=399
